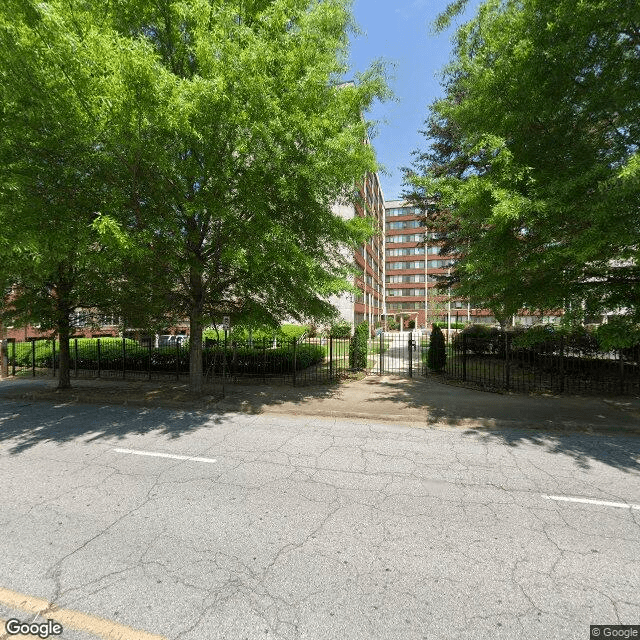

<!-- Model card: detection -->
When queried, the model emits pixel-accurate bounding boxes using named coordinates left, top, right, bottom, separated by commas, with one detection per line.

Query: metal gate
left=368, top=331, right=426, bottom=377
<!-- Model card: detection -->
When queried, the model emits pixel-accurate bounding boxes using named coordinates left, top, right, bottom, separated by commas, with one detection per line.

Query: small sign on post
left=222, top=316, right=230, bottom=331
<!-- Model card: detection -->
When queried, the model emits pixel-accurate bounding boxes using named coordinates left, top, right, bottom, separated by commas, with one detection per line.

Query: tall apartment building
left=330, top=171, right=386, bottom=329
left=384, top=200, right=561, bottom=327
left=384, top=199, right=472, bottom=329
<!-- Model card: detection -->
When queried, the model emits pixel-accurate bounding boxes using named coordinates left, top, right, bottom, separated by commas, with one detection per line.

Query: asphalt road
left=0, top=400, right=638, bottom=640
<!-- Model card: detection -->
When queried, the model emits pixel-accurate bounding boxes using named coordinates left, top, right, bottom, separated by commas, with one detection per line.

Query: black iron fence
left=3, top=331, right=639, bottom=395
left=442, top=332, right=640, bottom=395
left=2, top=336, right=356, bottom=385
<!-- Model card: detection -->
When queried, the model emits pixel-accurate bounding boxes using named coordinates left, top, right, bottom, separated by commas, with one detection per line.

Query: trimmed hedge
left=13, top=338, right=139, bottom=367
left=205, top=343, right=324, bottom=375
left=203, top=324, right=308, bottom=344
left=10, top=338, right=323, bottom=375
left=452, top=324, right=637, bottom=360
left=432, top=321, right=466, bottom=329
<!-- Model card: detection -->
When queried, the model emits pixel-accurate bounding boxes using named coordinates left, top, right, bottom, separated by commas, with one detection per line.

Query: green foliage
left=0, top=0, right=390, bottom=393
left=11, top=338, right=323, bottom=374
left=204, top=324, right=308, bottom=344
left=405, top=0, right=640, bottom=326
left=596, top=319, right=640, bottom=351
left=206, top=343, right=324, bottom=375
left=427, top=324, right=447, bottom=371
left=433, top=321, right=465, bottom=329
left=13, top=338, right=139, bottom=367
left=454, top=323, right=618, bottom=358
left=279, top=325, right=309, bottom=340
left=349, top=321, right=368, bottom=370
left=329, top=321, right=352, bottom=338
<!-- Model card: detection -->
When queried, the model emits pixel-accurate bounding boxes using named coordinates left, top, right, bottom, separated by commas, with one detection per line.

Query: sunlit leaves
left=407, top=0, right=640, bottom=331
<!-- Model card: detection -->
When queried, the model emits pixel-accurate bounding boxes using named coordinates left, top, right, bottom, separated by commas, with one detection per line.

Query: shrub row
left=10, top=339, right=324, bottom=374
left=432, top=321, right=466, bottom=330
left=12, top=338, right=139, bottom=366
left=452, top=324, right=640, bottom=361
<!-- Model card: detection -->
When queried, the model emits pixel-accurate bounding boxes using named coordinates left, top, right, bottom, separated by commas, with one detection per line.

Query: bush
left=433, top=321, right=466, bottom=329
left=12, top=337, right=324, bottom=375
left=349, top=321, right=368, bottom=370
left=452, top=324, right=501, bottom=356
left=329, top=321, right=351, bottom=338
left=13, top=338, right=140, bottom=367
left=204, top=324, right=308, bottom=344
left=511, top=324, right=601, bottom=357
left=427, top=324, right=447, bottom=371
left=204, top=343, right=323, bottom=375
left=278, top=324, right=308, bottom=339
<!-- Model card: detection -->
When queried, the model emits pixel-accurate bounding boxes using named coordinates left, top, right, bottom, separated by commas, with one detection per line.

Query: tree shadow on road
left=1, top=376, right=638, bottom=474
left=0, top=377, right=343, bottom=455
left=358, top=375, right=640, bottom=473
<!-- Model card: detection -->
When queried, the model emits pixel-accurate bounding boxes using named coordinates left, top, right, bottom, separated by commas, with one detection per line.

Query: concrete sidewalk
left=0, top=375, right=639, bottom=435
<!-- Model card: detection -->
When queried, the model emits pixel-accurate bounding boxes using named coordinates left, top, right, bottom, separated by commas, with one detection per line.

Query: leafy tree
left=98, top=0, right=389, bottom=394
left=405, top=0, right=640, bottom=337
left=0, top=0, right=151, bottom=388
left=0, top=0, right=389, bottom=394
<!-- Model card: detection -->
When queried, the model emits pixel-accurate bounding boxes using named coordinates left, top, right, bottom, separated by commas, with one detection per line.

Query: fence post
left=408, top=334, right=413, bottom=378
left=52, top=338, right=56, bottom=377
left=31, top=341, right=36, bottom=377
left=74, top=338, right=78, bottom=378
left=559, top=335, right=565, bottom=393
left=122, top=337, right=127, bottom=379
left=262, top=337, right=267, bottom=383
left=329, top=335, right=333, bottom=380
left=379, top=331, right=384, bottom=375
left=232, top=341, right=237, bottom=378
left=97, top=338, right=101, bottom=378
left=0, top=340, right=7, bottom=378
left=292, top=337, right=297, bottom=387
left=504, top=332, right=510, bottom=391
left=222, top=334, right=227, bottom=382
left=148, top=340, right=152, bottom=380
left=462, top=333, right=467, bottom=382
left=176, top=339, right=180, bottom=381
left=11, top=341, right=16, bottom=376
left=619, top=350, right=625, bottom=395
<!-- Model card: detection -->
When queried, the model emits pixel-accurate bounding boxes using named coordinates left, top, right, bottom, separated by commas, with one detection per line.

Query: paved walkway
left=0, top=374, right=638, bottom=435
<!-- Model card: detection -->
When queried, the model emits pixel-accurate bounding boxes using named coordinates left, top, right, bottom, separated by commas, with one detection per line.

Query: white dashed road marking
left=113, top=447, right=217, bottom=464
left=543, top=494, right=640, bottom=510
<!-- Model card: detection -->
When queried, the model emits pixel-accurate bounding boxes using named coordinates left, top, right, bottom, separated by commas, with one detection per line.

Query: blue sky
left=348, top=0, right=482, bottom=201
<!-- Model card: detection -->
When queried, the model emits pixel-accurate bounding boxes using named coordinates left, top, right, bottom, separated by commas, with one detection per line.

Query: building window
left=386, top=247, right=425, bottom=257
left=386, top=260, right=425, bottom=270
left=386, top=220, right=423, bottom=231
left=427, top=259, right=454, bottom=269
left=387, top=288, right=425, bottom=297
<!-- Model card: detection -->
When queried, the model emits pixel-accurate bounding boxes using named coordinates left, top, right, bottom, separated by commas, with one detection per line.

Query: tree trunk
left=57, top=314, right=71, bottom=389
left=189, top=312, right=204, bottom=395
left=188, top=265, right=205, bottom=395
